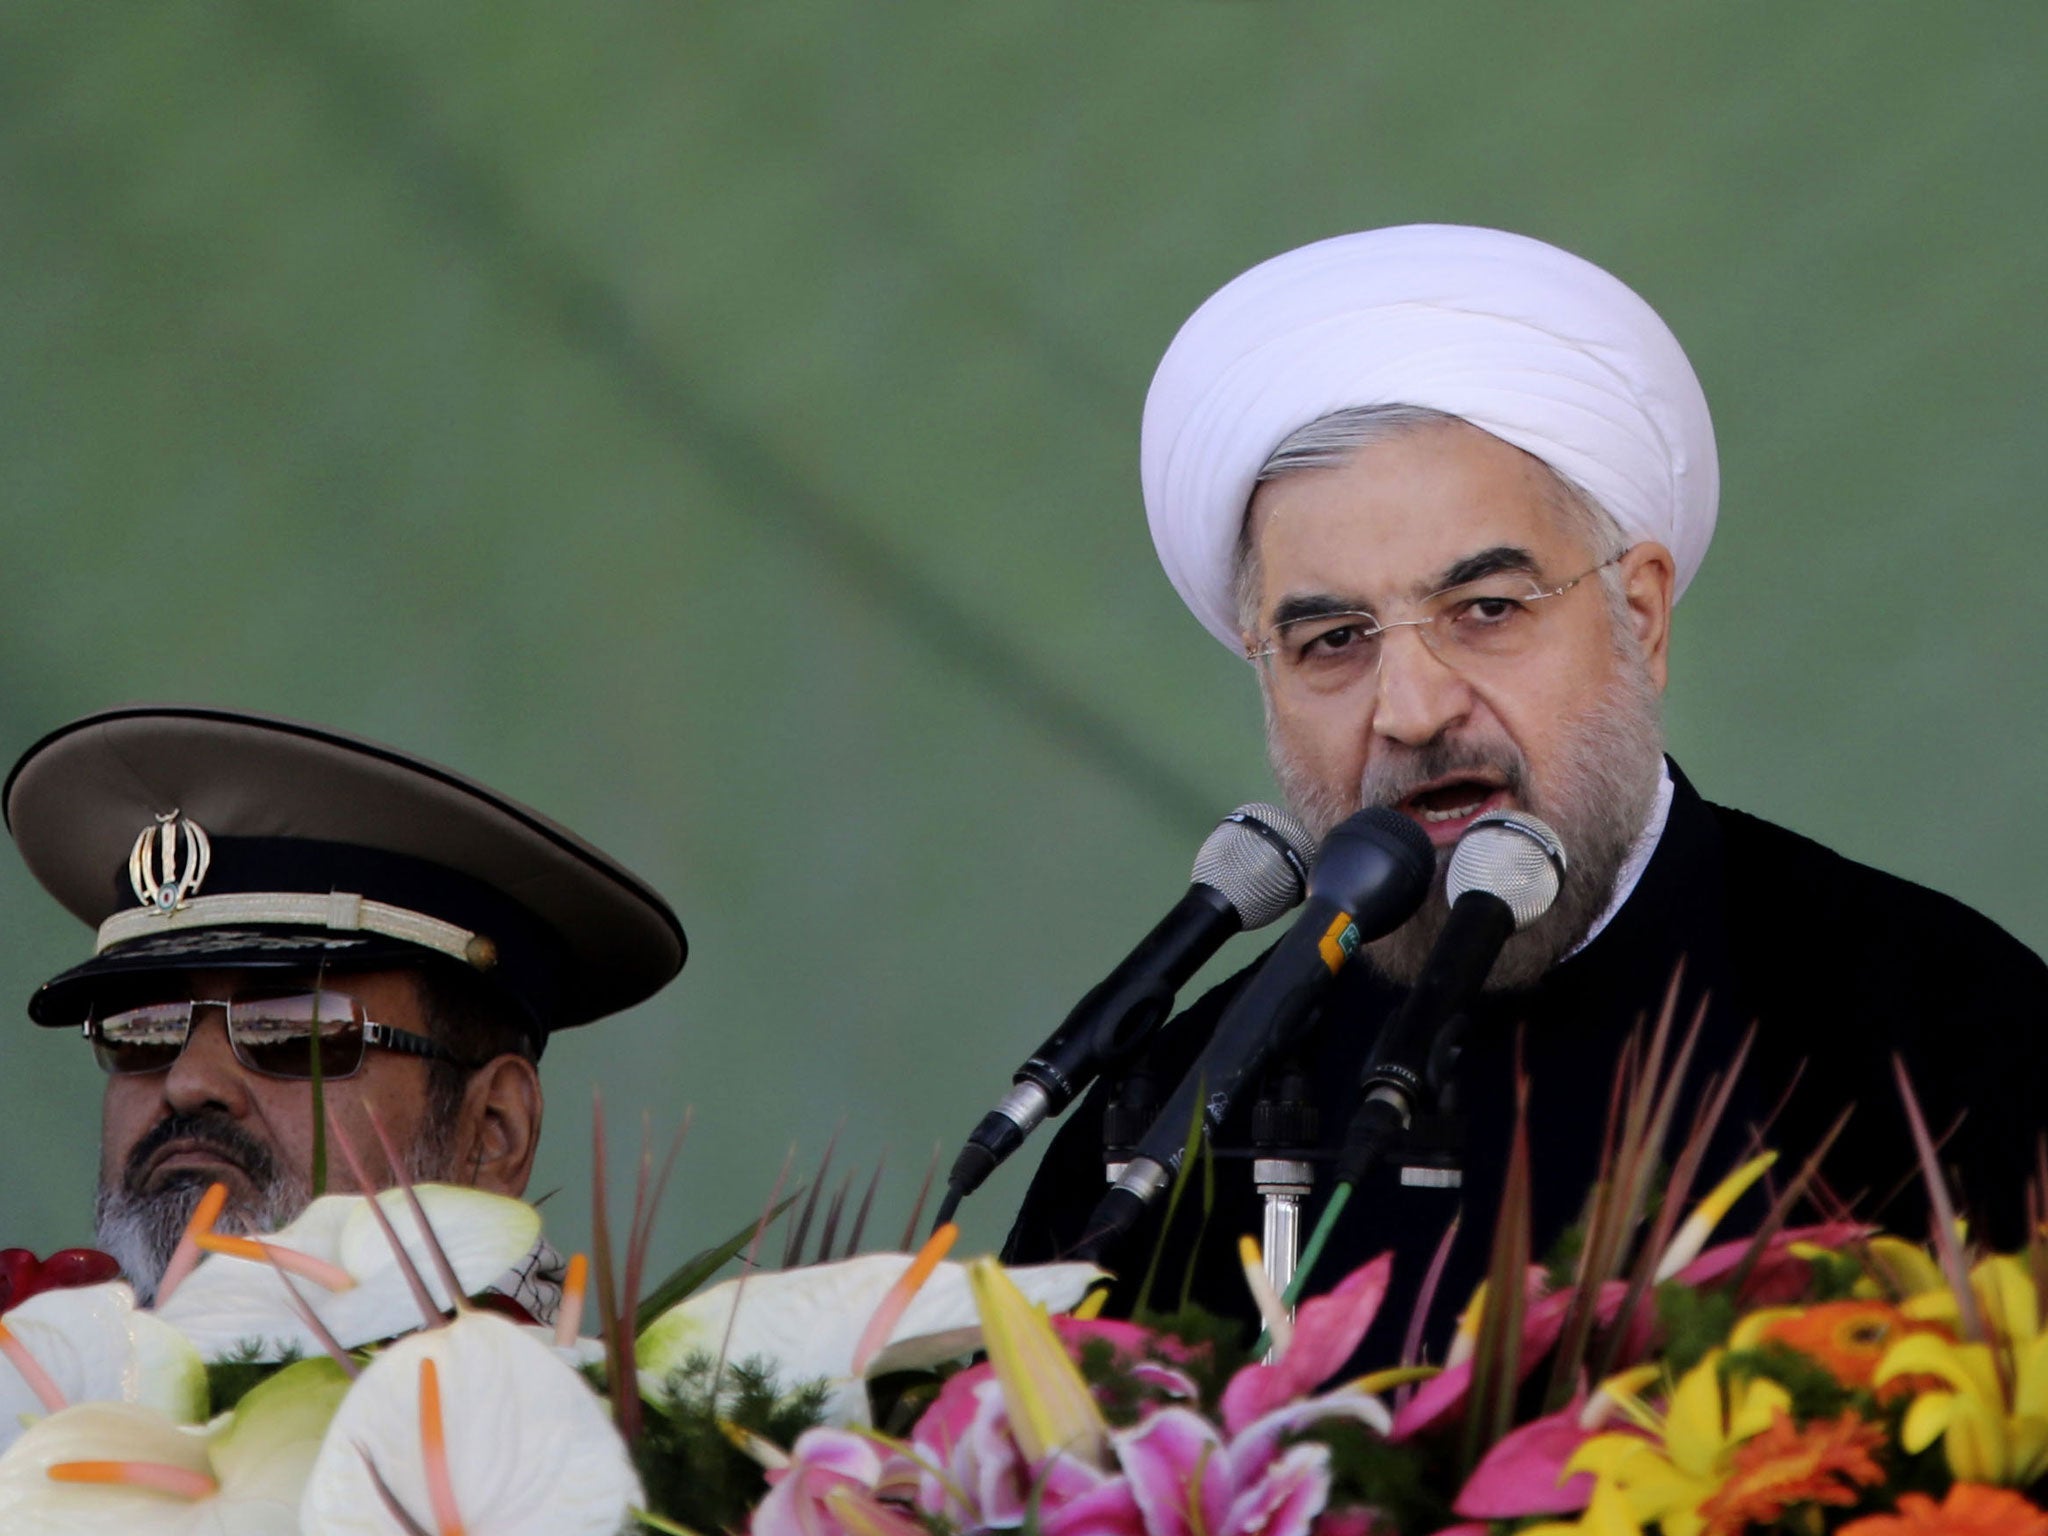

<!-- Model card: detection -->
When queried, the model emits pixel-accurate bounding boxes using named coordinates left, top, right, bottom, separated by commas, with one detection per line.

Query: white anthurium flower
left=635, top=1253, right=1105, bottom=1424
left=0, top=1282, right=207, bottom=1453
left=300, top=1310, right=641, bottom=1536
left=0, top=1357, right=349, bottom=1534
left=157, top=1185, right=542, bottom=1360
left=524, top=1325, right=608, bottom=1372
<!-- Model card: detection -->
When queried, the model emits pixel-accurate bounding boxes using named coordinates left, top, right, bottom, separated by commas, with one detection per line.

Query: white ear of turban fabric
left=1140, top=224, right=1719, bottom=651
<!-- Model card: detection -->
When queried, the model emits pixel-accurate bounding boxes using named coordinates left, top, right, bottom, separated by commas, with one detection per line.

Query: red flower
left=1840, top=1485, right=2048, bottom=1536
left=0, top=1248, right=122, bottom=1313
left=1693, top=1409, right=1886, bottom=1536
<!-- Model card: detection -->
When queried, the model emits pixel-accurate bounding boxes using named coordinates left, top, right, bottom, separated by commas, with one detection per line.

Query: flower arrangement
left=2, top=1020, right=2043, bottom=1536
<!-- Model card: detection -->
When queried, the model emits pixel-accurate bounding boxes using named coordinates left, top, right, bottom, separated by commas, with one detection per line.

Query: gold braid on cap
left=105, top=811, right=493, bottom=970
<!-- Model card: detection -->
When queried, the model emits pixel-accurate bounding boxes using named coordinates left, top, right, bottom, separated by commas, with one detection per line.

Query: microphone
left=1077, top=806, right=1435, bottom=1254
left=941, top=803, right=1316, bottom=1208
left=1334, top=810, right=1565, bottom=1186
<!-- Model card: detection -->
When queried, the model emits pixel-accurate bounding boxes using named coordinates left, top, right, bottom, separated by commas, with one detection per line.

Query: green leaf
left=1135, top=1078, right=1207, bottom=1319
left=633, top=1195, right=802, bottom=1334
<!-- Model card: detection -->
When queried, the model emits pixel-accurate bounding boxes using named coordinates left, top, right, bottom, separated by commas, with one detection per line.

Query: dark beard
left=1270, top=654, right=1665, bottom=992
left=93, top=1110, right=309, bottom=1305
left=94, top=1108, right=458, bottom=1305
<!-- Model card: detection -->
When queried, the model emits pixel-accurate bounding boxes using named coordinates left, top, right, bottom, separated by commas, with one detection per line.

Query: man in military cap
left=4, top=704, right=686, bottom=1308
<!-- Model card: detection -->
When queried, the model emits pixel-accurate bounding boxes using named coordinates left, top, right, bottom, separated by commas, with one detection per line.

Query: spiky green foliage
left=869, top=1369, right=945, bottom=1439
left=205, top=1343, right=307, bottom=1415
left=1724, top=1340, right=1861, bottom=1421
left=623, top=1349, right=832, bottom=1535
left=1299, top=1415, right=1453, bottom=1536
left=1119, top=1305, right=1253, bottom=1412
left=1802, top=1247, right=1867, bottom=1302
left=1135, top=1087, right=1212, bottom=1318
left=1655, top=1280, right=1741, bottom=1378
left=1540, top=1221, right=1587, bottom=1294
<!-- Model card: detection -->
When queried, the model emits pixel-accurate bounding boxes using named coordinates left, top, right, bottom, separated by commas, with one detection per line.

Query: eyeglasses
left=82, top=991, right=461, bottom=1080
left=1246, top=549, right=1629, bottom=699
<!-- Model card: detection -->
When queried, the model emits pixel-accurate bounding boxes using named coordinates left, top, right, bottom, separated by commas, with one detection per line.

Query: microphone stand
left=1249, top=1015, right=1476, bottom=1355
left=1100, top=1063, right=1161, bottom=1186
left=1249, top=1053, right=1318, bottom=1311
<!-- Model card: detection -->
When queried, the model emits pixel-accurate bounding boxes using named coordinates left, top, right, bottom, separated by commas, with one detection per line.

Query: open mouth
left=1395, top=777, right=1512, bottom=840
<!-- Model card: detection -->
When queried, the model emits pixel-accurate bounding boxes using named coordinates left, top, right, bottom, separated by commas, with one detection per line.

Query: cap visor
left=30, top=926, right=430, bottom=1025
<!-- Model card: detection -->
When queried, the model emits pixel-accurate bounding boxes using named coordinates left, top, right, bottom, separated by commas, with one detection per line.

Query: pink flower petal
left=1040, top=1460, right=1148, bottom=1536
left=1222, top=1255, right=1392, bottom=1434
left=1228, top=1392, right=1390, bottom=1480
left=1450, top=1404, right=1595, bottom=1517
left=751, top=1429, right=891, bottom=1536
left=1117, top=1407, right=1234, bottom=1536
left=1054, top=1314, right=1200, bottom=1363
left=1132, top=1361, right=1202, bottom=1399
left=1672, top=1221, right=1868, bottom=1305
left=1222, top=1441, right=1332, bottom=1536
left=1390, top=1286, right=1572, bottom=1442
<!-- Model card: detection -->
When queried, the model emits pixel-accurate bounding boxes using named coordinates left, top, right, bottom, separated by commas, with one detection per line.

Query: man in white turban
left=1008, top=226, right=2048, bottom=1350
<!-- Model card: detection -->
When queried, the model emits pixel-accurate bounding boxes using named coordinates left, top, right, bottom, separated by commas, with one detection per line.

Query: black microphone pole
left=1333, top=889, right=1516, bottom=1186
left=936, top=804, right=1314, bottom=1226
left=1074, top=806, right=1434, bottom=1261
left=1248, top=810, right=1567, bottom=1317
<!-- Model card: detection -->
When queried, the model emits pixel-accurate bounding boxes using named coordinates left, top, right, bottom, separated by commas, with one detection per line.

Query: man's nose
left=1369, top=624, right=1474, bottom=747
left=162, top=1012, right=252, bottom=1117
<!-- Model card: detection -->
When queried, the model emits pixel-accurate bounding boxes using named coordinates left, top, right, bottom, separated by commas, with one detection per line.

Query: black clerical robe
left=1004, top=762, right=2048, bottom=1359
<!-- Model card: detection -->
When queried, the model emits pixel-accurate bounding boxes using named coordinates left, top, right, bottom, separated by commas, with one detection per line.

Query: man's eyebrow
left=1265, top=547, right=1546, bottom=628
left=1270, top=592, right=1373, bottom=629
left=1432, top=545, right=1540, bottom=592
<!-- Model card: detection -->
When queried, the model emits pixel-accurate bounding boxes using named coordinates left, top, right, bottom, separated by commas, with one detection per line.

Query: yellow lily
left=1519, top=1477, right=1648, bottom=1536
left=1568, top=1350, right=1790, bottom=1536
left=1876, top=1319, right=2048, bottom=1485
left=1895, top=1253, right=2043, bottom=1343
left=966, top=1256, right=1110, bottom=1470
left=1857, top=1235, right=1945, bottom=1300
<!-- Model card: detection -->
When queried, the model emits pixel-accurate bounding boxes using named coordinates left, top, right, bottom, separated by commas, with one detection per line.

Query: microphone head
left=1192, top=802, right=1315, bottom=929
left=1308, top=806, right=1436, bottom=913
left=1447, top=811, right=1566, bottom=930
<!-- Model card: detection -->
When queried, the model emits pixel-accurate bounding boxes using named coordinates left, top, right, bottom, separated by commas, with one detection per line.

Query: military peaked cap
left=4, top=705, right=686, bottom=1038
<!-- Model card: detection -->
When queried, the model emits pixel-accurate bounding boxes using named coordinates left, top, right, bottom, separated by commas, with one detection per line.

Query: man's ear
left=1618, top=541, right=1676, bottom=690
left=452, top=1055, right=542, bottom=1196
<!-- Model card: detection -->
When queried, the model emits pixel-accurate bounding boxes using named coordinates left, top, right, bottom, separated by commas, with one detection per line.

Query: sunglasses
left=82, top=991, right=460, bottom=1080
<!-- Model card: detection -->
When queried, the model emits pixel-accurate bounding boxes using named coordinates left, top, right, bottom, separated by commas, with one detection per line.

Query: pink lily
left=751, top=1427, right=926, bottom=1536
left=895, top=1368, right=1149, bottom=1534
left=1221, top=1254, right=1393, bottom=1434
left=902, top=1372, right=1028, bottom=1527
left=1116, top=1405, right=1332, bottom=1536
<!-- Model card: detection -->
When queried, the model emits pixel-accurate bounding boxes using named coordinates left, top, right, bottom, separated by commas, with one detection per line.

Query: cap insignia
left=129, top=810, right=212, bottom=915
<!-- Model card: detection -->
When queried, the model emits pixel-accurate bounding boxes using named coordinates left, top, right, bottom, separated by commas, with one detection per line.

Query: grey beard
left=96, top=1109, right=457, bottom=1306
left=1269, top=652, right=1665, bottom=993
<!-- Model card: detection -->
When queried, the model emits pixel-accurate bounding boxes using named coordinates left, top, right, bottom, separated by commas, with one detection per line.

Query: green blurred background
left=3, top=5, right=2043, bottom=1270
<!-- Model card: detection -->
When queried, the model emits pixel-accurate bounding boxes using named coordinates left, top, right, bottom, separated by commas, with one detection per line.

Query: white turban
left=1140, top=225, right=1718, bottom=650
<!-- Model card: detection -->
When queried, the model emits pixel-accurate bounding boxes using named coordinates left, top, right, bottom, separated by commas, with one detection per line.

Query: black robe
left=1003, top=762, right=2048, bottom=1359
